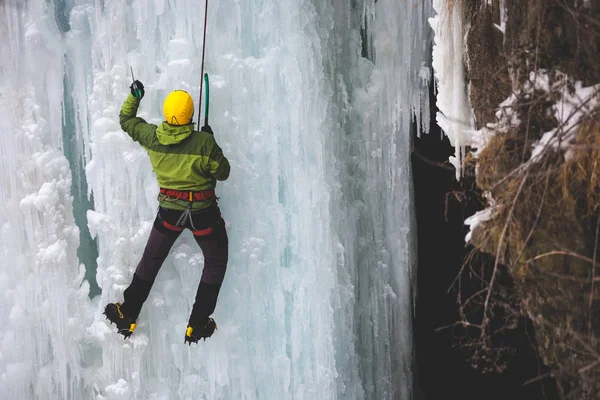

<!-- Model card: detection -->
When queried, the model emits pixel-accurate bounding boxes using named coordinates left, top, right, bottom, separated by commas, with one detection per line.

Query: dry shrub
left=472, top=103, right=600, bottom=396
left=447, top=0, right=600, bottom=395
left=476, top=104, right=600, bottom=272
left=452, top=0, right=600, bottom=395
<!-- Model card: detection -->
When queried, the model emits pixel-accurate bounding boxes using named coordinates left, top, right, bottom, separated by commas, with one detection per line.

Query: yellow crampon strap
left=116, top=302, right=124, bottom=319
left=129, top=323, right=137, bottom=333
left=185, top=320, right=217, bottom=341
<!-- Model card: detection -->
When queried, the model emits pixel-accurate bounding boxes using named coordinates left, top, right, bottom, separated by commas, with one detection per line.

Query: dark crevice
left=54, top=0, right=71, bottom=33
left=412, top=78, right=559, bottom=400
left=61, top=71, right=100, bottom=298
left=56, top=0, right=99, bottom=297
left=360, top=15, right=371, bottom=60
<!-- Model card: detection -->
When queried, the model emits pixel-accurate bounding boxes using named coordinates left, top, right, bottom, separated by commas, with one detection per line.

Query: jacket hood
left=156, top=122, right=195, bottom=145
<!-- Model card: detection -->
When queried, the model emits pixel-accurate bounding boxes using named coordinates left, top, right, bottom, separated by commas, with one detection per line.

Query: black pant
left=135, top=204, right=229, bottom=284
left=122, top=203, right=228, bottom=324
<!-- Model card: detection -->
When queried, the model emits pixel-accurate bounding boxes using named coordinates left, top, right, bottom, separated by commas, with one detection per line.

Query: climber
left=103, top=79, right=230, bottom=344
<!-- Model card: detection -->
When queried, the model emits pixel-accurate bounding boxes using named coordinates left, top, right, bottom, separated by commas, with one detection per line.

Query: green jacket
left=119, top=94, right=230, bottom=210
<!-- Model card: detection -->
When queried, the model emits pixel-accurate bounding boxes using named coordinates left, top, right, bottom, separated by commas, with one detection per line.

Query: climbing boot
left=104, top=302, right=137, bottom=338
left=185, top=282, right=221, bottom=345
left=104, top=274, right=153, bottom=338
left=185, top=318, right=218, bottom=344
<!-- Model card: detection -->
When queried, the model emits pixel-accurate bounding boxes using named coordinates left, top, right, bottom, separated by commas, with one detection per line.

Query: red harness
left=158, top=188, right=217, bottom=236
left=159, top=188, right=216, bottom=202
left=161, top=219, right=213, bottom=236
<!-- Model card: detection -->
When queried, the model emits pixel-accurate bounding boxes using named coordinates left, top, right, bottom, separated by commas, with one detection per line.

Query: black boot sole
left=104, top=303, right=136, bottom=339
left=185, top=318, right=217, bottom=345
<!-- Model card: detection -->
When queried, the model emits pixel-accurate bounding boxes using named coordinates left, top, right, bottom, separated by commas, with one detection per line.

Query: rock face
left=461, top=0, right=600, bottom=397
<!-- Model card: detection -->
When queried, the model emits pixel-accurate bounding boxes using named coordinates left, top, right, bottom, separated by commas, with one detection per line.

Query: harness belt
left=159, top=188, right=216, bottom=202
left=158, top=188, right=217, bottom=232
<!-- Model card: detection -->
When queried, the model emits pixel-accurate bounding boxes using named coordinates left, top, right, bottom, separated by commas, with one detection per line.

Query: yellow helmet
left=163, top=90, right=194, bottom=125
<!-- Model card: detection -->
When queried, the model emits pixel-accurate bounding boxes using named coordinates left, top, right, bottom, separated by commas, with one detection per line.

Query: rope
left=198, top=0, right=209, bottom=126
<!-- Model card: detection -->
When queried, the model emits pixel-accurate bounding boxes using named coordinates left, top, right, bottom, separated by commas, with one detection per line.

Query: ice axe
left=130, top=67, right=143, bottom=99
left=198, top=0, right=210, bottom=127
left=202, top=73, right=209, bottom=127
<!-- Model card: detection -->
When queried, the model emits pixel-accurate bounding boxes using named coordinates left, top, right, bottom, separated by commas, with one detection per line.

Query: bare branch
left=435, top=320, right=482, bottom=333
left=526, top=251, right=600, bottom=268
left=549, top=0, right=600, bottom=29
left=578, top=359, right=600, bottom=375
left=412, top=148, right=456, bottom=172
left=480, top=171, right=530, bottom=339
left=589, top=215, right=600, bottom=337
left=511, top=169, right=551, bottom=268
left=532, top=266, right=600, bottom=283
left=523, top=370, right=557, bottom=386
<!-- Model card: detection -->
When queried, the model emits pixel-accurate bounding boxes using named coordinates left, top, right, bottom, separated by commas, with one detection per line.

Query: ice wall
left=0, top=2, right=92, bottom=398
left=311, top=1, right=431, bottom=397
left=0, top=0, right=432, bottom=399
left=429, top=0, right=474, bottom=178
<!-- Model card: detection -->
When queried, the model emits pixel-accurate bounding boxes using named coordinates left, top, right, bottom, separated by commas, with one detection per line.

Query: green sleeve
left=119, top=94, right=157, bottom=148
left=206, top=138, right=231, bottom=181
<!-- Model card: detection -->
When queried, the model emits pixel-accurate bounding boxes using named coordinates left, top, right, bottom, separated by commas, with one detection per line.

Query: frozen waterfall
left=0, top=0, right=432, bottom=399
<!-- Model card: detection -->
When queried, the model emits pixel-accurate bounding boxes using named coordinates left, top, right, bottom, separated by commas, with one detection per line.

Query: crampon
left=185, top=318, right=217, bottom=345
left=104, top=302, right=137, bottom=339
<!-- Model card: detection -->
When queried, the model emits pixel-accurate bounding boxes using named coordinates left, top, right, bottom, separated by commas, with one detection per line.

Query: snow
left=530, top=73, right=600, bottom=162
left=464, top=193, right=496, bottom=243
left=457, top=69, right=599, bottom=244
left=102, top=379, right=131, bottom=399
left=493, top=0, right=507, bottom=34
left=465, top=70, right=599, bottom=167
left=429, top=0, right=599, bottom=244
left=0, top=0, right=432, bottom=398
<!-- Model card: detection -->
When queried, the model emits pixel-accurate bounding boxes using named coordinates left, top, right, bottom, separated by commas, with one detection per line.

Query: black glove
left=201, top=125, right=213, bottom=135
left=130, top=80, right=144, bottom=100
